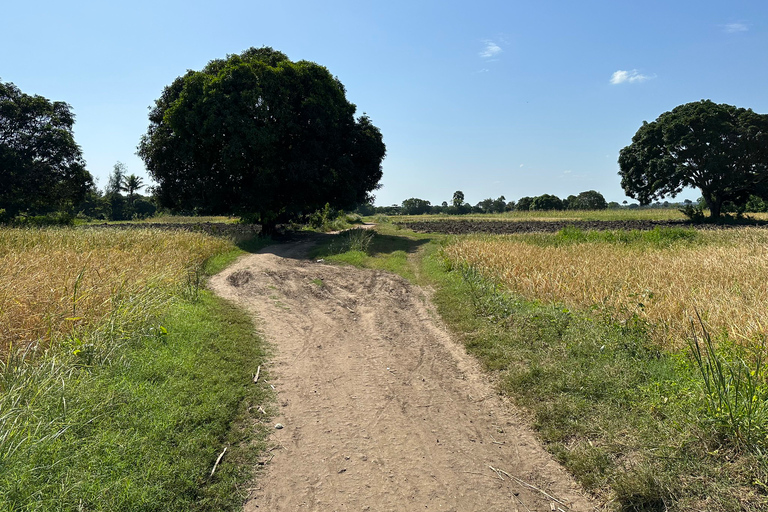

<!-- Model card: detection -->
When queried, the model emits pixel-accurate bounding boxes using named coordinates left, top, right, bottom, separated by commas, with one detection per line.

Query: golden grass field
left=442, top=228, right=768, bottom=346
left=0, top=227, right=235, bottom=354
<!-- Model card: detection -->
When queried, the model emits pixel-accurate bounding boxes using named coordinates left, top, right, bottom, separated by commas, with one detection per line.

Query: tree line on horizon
left=362, top=190, right=615, bottom=216
left=3, top=48, right=768, bottom=227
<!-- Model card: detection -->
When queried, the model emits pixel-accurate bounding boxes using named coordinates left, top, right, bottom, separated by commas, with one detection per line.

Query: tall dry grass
left=442, top=228, right=768, bottom=346
left=0, top=227, right=234, bottom=354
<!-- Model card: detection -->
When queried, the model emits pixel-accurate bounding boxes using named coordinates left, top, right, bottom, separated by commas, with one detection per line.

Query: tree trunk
left=702, top=192, right=722, bottom=220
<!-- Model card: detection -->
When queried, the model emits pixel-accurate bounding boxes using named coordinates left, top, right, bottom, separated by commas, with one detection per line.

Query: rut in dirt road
left=208, top=237, right=597, bottom=512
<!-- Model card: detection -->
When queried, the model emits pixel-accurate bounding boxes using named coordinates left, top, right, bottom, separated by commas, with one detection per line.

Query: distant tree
left=137, top=47, right=385, bottom=231
left=355, top=202, right=376, bottom=216
left=0, top=79, right=93, bottom=218
left=132, top=197, right=157, bottom=219
left=106, top=162, right=126, bottom=195
left=452, top=191, right=465, bottom=209
left=516, top=196, right=534, bottom=211
left=567, top=190, right=608, bottom=210
left=120, top=174, right=144, bottom=205
left=530, top=194, right=564, bottom=210
left=401, top=197, right=432, bottom=215
left=607, top=201, right=620, bottom=209
left=619, top=100, right=768, bottom=219
left=441, top=201, right=448, bottom=208
left=476, top=196, right=507, bottom=214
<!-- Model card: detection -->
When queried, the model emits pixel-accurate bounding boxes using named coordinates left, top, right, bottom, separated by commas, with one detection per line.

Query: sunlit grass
left=441, top=227, right=768, bottom=346
left=396, top=208, right=692, bottom=223
left=84, top=215, right=240, bottom=224
left=0, top=227, right=235, bottom=354
left=0, top=225, right=269, bottom=510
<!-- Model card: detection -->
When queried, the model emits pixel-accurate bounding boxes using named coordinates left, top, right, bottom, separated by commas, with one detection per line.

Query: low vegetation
left=315, top=223, right=768, bottom=511
left=0, top=226, right=272, bottom=511
left=441, top=227, right=768, bottom=346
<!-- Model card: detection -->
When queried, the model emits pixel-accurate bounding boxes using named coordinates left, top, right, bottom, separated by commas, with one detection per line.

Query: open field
left=0, top=227, right=234, bottom=354
left=391, top=208, right=768, bottom=224
left=0, top=225, right=272, bottom=510
left=440, top=227, right=768, bottom=347
left=394, top=208, right=693, bottom=223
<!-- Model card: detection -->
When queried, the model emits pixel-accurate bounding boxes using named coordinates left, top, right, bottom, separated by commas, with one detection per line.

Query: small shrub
left=679, top=203, right=705, bottom=222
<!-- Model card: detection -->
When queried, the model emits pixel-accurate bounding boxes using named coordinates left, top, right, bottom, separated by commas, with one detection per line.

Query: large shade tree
left=618, top=100, right=768, bottom=219
left=0, top=80, right=93, bottom=218
left=137, top=47, right=386, bottom=229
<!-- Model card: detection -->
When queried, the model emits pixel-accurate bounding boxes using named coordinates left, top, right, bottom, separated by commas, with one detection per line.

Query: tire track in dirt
left=208, top=236, right=598, bottom=511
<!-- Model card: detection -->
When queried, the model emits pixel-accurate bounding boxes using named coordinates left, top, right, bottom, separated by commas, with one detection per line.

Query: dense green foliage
left=0, top=80, right=93, bottom=219
left=619, top=100, right=768, bottom=219
left=565, top=190, right=607, bottom=210
left=377, top=190, right=609, bottom=216
left=138, top=47, right=386, bottom=230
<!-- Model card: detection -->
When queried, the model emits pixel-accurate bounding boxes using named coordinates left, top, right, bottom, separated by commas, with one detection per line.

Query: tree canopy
left=137, top=47, right=386, bottom=228
left=566, top=190, right=607, bottom=210
left=618, top=100, right=768, bottom=218
left=0, top=80, right=92, bottom=218
left=530, top=194, right=563, bottom=211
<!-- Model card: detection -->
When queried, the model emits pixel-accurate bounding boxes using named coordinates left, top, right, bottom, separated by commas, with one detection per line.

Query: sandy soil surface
left=208, top=235, right=598, bottom=512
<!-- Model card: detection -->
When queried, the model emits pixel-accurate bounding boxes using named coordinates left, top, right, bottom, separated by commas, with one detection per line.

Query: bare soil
left=208, top=235, right=598, bottom=511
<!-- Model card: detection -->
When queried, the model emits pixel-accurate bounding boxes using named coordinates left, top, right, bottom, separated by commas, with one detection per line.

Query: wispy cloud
left=610, top=69, right=654, bottom=85
left=724, top=22, right=748, bottom=33
left=479, top=40, right=502, bottom=59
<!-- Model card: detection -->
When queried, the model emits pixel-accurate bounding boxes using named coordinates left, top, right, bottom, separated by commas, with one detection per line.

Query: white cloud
left=610, top=69, right=653, bottom=85
left=479, top=40, right=502, bottom=59
left=724, top=22, right=748, bottom=33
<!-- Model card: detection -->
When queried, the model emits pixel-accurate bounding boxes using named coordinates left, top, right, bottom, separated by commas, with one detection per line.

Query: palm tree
left=120, top=174, right=144, bottom=204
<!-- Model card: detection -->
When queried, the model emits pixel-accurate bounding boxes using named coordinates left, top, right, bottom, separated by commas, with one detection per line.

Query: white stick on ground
left=210, top=446, right=228, bottom=477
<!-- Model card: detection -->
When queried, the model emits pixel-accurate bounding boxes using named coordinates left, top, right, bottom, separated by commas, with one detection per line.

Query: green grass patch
left=0, top=291, right=271, bottom=511
left=309, top=224, right=433, bottom=280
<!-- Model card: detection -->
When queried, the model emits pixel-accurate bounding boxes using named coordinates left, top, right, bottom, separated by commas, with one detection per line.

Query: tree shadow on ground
left=367, top=231, right=431, bottom=256
left=236, top=228, right=431, bottom=261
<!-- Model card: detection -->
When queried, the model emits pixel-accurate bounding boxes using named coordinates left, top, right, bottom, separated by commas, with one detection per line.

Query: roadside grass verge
left=316, top=224, right=768, bottom=511
left=0, top=227, right=273, bottom=510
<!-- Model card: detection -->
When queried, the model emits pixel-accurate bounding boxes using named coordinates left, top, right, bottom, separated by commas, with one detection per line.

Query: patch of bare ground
left=208, top=236, right=598, bottom=511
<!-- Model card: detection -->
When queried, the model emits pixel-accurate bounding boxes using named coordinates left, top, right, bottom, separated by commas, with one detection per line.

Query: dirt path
left=208, top=236, right=598, bottom=512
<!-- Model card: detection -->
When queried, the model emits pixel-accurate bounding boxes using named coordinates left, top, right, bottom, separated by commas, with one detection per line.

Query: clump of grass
left=689, top=313, right=768, bottom=452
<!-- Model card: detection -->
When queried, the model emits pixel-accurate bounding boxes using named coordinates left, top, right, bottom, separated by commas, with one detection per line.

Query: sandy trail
left=208, top=235, right=597, bottom=512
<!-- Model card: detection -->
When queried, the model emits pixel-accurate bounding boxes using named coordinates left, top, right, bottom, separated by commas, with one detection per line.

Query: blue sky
left=2, top=0, right=766, bottom=206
